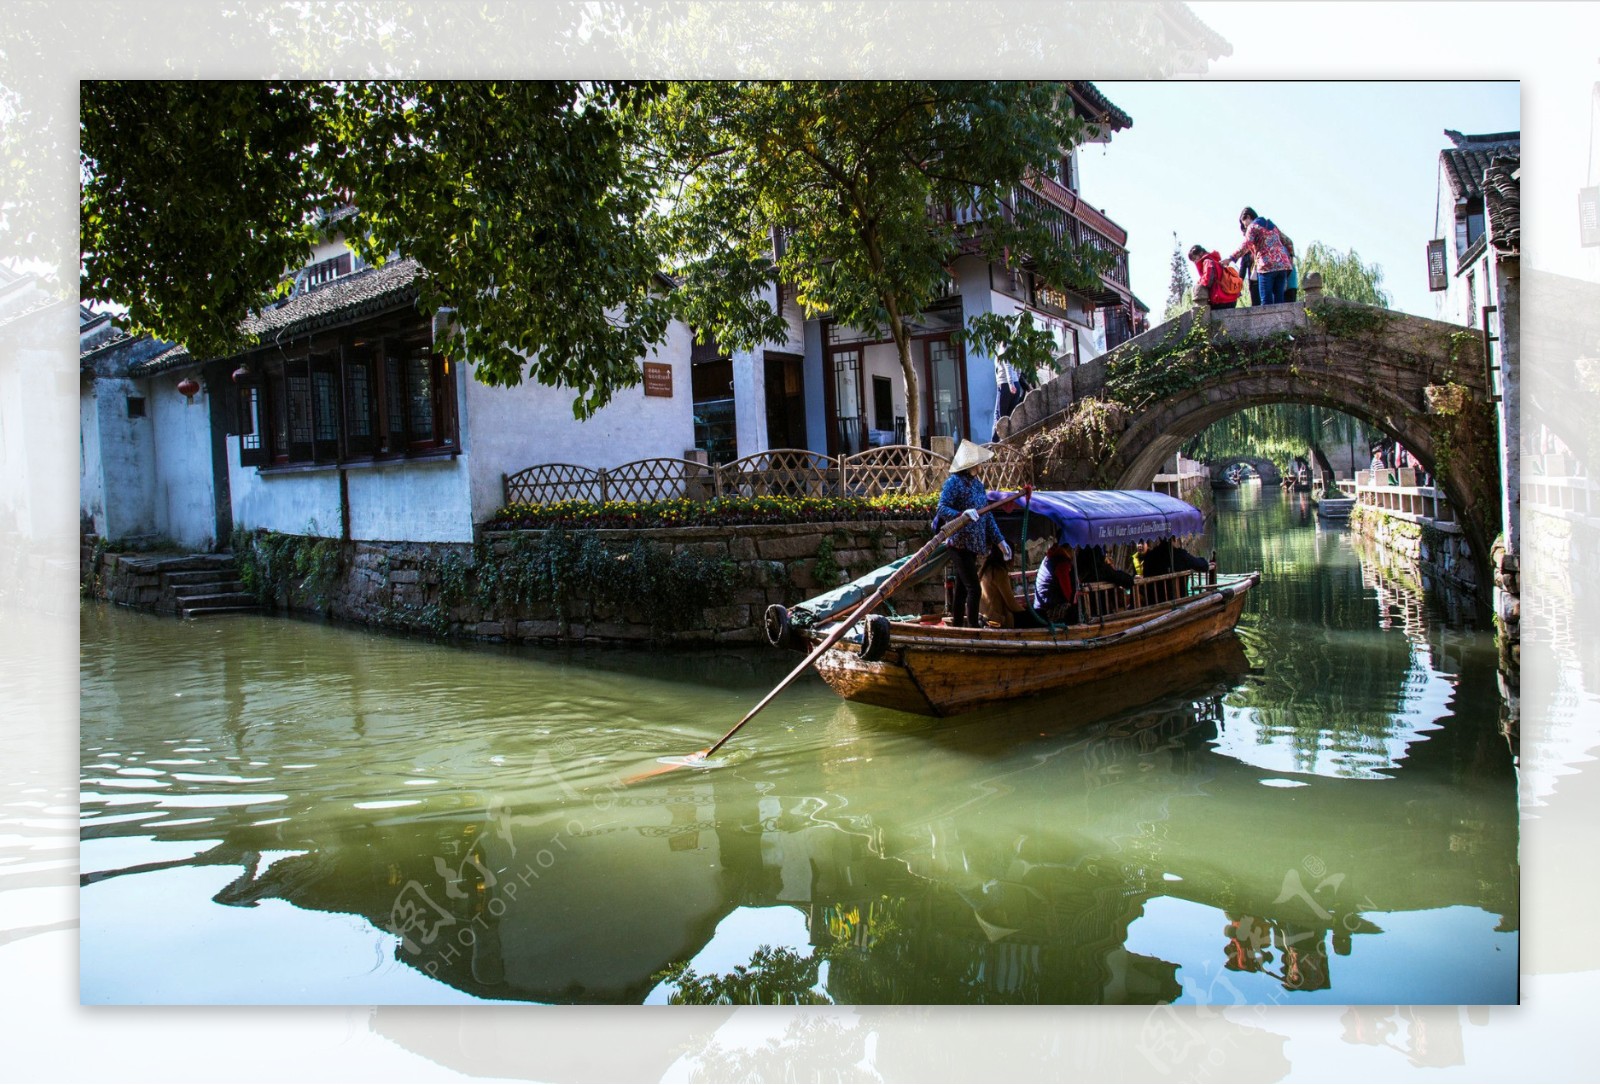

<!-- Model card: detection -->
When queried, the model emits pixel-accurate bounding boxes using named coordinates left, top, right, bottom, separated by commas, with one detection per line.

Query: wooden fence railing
left=503, top=443, right=1034, bottom=507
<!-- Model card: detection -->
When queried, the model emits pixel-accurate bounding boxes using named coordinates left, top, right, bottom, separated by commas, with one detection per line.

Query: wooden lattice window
left=239, top=320, right=456, bottom=470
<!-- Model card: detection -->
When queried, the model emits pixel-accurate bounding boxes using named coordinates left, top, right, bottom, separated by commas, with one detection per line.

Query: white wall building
left=83, top=81, right=1145, bottom=550
left=1431, top=129, right=1520, bottom=332
left=80, top=308, right=221, bottom=550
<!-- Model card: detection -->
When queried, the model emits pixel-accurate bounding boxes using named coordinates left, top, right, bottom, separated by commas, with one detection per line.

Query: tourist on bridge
left=1227, top=207, right=1295, bottom=306
left=1188, top=244, right=1243, bottom=309
left=1237, top=247, right=1259, bottom=306
left=936, top=440, right=1008, bottom=629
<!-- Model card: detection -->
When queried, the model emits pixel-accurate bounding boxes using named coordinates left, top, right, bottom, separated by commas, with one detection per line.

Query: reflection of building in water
left=80, top=626, right=1513, bottom=1006
left=1357, top=544, right=1480, bottom=648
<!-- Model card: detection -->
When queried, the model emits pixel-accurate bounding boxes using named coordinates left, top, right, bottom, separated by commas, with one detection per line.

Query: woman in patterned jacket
left=936, top=440, right=1008, bottom=628
left=1227, top=207, right=1295, bottom=306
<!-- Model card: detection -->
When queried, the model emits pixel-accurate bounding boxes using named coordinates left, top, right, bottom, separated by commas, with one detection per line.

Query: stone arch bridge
left=1207, top=457, right=1283, bottom=487
left=995, top=297, right=1499, bottom=578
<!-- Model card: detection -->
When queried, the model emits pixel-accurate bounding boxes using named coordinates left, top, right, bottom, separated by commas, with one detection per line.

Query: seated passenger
left=1074, top=544, right=1135, bottom=591
left=1132, top=537, right=1215, bottom=603
left=979, top=545, right=1026, bottom=628
left=1031, top=542, right=1079, bottom=624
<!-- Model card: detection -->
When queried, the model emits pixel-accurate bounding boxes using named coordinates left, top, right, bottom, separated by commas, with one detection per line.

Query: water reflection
left=81, top=483, right=1517, bottom=1007
left=81, top=518, right=1516, bottom=1011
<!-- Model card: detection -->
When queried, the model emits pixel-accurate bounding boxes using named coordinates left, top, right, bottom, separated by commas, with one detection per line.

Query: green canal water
left=79, top=486, right=1518, bottom=1005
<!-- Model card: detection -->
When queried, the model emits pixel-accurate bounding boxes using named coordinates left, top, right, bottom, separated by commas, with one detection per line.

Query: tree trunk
left=885, top=298, right=920, bottom=449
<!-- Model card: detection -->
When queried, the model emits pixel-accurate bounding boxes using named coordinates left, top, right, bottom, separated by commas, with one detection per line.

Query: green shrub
left=231, top=526, right=342, bottom=611
left=485, top=493, right=937, bottom=531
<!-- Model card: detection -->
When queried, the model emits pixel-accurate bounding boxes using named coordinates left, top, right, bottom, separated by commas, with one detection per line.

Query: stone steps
left=173, top=579, right=247, bottom=597
left=166, top=569, right=240, bottom=587
left=178, top=589, right=258, bottom=610
left=165, top=556, right=263, bottom=619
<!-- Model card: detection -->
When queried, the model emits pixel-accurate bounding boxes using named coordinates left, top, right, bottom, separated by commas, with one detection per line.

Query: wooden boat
left=769, top=489, right=1259, bottom=717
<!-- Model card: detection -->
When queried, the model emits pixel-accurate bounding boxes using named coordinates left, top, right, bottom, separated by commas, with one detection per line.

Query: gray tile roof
left=1484, top=155, right=1520, bottom=256
left=129, top=257, right=422, bottom=377
left=128, top=342, right=194, bottom=377
left=1070, top=81, right=1133, bottom=133
left=1441, top=130, right=1520, bottom=202
left=79, top=328, right=136, bottom=365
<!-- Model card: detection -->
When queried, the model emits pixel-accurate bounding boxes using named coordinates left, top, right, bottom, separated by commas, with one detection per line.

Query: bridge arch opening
left=1111, top=386, right=1491, bottom=586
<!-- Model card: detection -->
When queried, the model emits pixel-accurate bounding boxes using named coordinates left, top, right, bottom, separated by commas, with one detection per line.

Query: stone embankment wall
left=1348, top=506, right=1479, bottom=598
left=304, top=522, right=945, bottom=645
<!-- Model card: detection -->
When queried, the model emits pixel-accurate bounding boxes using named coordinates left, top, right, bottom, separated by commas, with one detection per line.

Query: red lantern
left=177, top=377, right=200, bottom=401
left=231, top=364, right=252, bottom=385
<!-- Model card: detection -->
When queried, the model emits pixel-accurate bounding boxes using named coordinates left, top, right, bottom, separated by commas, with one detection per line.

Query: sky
left=1088, top=81, right=1522, bottom=319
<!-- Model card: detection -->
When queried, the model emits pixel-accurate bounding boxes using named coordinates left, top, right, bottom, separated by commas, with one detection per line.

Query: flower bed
left=485, top=493, right=939, bottom=531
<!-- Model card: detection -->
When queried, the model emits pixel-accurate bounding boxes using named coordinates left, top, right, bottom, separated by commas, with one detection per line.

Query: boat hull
left=804, top=574, right=1258, bottom=717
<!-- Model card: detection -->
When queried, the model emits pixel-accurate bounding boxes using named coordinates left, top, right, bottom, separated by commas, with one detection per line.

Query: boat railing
left=1077, top=581, right=1127, bottom=619
left=1004, top=569, right=1208, bottom=622
left=1130, top=570, right=1204, bottom=610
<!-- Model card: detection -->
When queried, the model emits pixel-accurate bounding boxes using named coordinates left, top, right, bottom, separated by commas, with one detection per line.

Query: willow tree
left=1299, top=242, right=1391, bottom=307
left=81, top=80, right=671, bottom=417
left=1186, top=404, right=1375, bottom=474
left=650, top=81, right=1108, bottom=448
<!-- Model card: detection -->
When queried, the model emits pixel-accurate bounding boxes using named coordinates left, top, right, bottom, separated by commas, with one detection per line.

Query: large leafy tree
left=650, top=80, right=1108, bottom=447
left=80, top=80, right=671, bottom=417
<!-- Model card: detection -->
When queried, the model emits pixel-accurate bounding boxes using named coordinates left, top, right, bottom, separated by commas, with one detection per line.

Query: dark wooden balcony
left=934, top=174, right=1132, bottom=306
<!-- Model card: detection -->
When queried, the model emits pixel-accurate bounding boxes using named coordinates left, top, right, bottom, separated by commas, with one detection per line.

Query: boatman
left=936, top=440, right=1008, bottom=629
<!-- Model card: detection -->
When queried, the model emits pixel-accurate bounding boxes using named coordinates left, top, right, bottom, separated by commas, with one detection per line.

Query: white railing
left=1352, top=469, right=1457, bottom=530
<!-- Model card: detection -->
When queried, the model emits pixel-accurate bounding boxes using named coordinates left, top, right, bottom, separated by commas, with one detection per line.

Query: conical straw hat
left=949, top=439, right=994, bottom=474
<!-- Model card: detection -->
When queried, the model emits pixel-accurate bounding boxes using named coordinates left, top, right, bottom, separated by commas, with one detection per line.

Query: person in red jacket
left=1188, top=244, right=1241, bottom=309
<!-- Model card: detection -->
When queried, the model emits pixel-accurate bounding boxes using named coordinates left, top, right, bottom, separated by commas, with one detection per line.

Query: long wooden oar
left=623, top=489, right=1024, bottom=784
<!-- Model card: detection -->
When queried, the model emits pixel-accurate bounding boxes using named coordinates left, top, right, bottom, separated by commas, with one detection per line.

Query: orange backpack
left=1216, top=262, right=1244, bottom=301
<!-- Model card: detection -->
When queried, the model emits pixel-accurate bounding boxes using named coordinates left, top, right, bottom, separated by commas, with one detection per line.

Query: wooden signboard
left=1426, top=239, right=1448, bottom=292
left=643, top=362, right=673, bottom=398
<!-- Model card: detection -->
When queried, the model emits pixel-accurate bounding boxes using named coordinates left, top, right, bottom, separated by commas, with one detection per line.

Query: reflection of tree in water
left=656, top=944, right=829, bottom=1005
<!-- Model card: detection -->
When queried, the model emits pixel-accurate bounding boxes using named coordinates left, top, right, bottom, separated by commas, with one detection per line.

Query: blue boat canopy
left=989, top=489, right=1206, bottom=548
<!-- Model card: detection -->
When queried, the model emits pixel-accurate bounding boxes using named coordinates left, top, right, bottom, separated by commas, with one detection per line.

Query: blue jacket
left=1032, top=553, right=1075, bottom=612
left=935, top=473, right=1003, bottom=554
